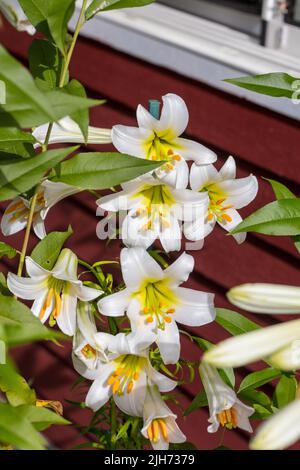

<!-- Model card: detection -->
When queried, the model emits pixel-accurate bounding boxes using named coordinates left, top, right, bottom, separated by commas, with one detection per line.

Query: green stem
left=17, top=187, right=40, bottom=277
left=42, top=0, right=88, bottom=149
left=110, top=399, right=117, bottom=449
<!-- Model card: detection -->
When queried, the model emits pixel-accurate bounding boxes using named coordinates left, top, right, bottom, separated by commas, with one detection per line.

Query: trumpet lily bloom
left=112, top=93, right=217, bottom=189
left=0, top=0, right=35, bottom=35
left=7, top=249, right=101, bottom=336
left=186, top=156, right=258, bottom=244
left=82, top=333, right=176, bottom=416
left=97, top=176, right=209, bottom=252
left=33, top=116, right=112, bottom=147
left=141, top=386, right=186, bottom=450
left=228, top=283, right=300, bottom=314
left=250, top=398, right=300, bottom=450
left=203, top=318, right=300, bottom=369
left=98, top=247, right=215, bottom=364
left=199, top=363, right=254, bottom=433
left=1, top=179, right=79, bottom=239
left=72, top=301, right=108, bottom=376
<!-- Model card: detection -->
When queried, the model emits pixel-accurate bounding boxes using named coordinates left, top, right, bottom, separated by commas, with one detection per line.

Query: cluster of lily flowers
left=2, top=92, right=260, bottom=449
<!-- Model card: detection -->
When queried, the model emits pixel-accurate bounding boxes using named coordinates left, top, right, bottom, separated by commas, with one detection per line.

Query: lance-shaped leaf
left=216, top=308, right=260, bottom=336
left=19, top=0, right=76, bottom=54
left=0, top=295, right=64, bottom=346
left=51, top=152, right=164, bottom=189
left=0, top=403, right=46, bottom=450
left=0, top=46, right=100, bottom=128
left=273, top=375, right=297, bottom=409
left=184, top=390, right=208, bottom=416
left=0, top=242, right=17, bottom=260
left=238, top=368, right=282, bottom=393
left=86, top=0, right=155, bottom=20
left=231, top=199, right=300, bottom=236
left=0, top=128, right=35, bottom=145
left=225, top=73, right=300, bottom=99
left=16, top=405, right=69, bottom=432
left=0, top=146, right=77, bottom=201
left=64, top=80, right=90, bottom=143
left=0, top=361, right=36, bottom=406
left=31, top=226, right=73, bottom=270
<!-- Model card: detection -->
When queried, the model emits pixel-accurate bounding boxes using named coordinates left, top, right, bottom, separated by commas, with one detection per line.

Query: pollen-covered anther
left=81, top=344, right=97, bottom=359
left=146, top=316, right=154, bottom=323
left=222, top=213, right=232, bottom=223
left=172, top=154, right=181, bottom=162
left=217, top=407, right=238, bottom=429
left=147, top=419, right=169, bottom=444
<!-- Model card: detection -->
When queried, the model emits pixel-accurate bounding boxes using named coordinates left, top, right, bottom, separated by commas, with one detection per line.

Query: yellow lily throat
left=147, top=418, right=169, bottom=444
left=107, top=355, right=147, bottom=396
left=39, top=278, right=68, bottom=326
left=134, top=279, right=177, bottom=329
left=217, top=407, right=238, bottom=430
left=132, top=184, right=175, bottom=232
left=201, top=185, right=233, bottom=223
left=6, top=191, right=45, bottom=223
left=144, top=134, right=182, bottom=173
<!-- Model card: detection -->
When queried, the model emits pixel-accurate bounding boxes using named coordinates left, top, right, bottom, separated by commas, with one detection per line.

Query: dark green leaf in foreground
left=231, top=199, right=300, bottom=236
left=238, top=368, right=281, bottom=393
left=0, top=146, right=77, bottom=202
left=52, top=152, right=164, bottom=189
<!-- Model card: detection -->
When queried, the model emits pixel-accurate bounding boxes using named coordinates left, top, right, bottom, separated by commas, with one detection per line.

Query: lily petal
left=164, top=252, right=194, bottom=287
left=32, top=215, right=47, bottom=240
left=1, top=198, right=28, bottom=236
left=175, top=137, right=217, bottom=164
left=120, top=247, right=164, bottom=289
left=175, top=287, right=215, bottom=327
left=217, top=175, right=258, bottom=209
left=159, top=215, right=181, bottom=253
left=156, top=320, right=180, bottom=365
left=122, top=211, right=158, bottom=250
left=219, top=156, right=236, bottom=180
left=114, top=371, right=147, bottom=417
left=204, top=318, right=300, bottom=368
left=7, top=273, right=47, bottom=300
left=250, top=399, right=300, bottom=450
left=98, top=289, right=130, bottom=317
left=56, top=289, right=78, bottom=336
left=25, top=257, right=50, bottom=278
left=112, top=125, right=153, bottom=158
left=76, top=284, right=101, bottom=302
left=85, top=363, right=115, bottom=411
left=190, top=163, right=220, bottom=191
left=52, top=248, right=78, bottom=282
left=217, top=208, right=246, bottom=244
left=158, top=93, right=189, bottom=139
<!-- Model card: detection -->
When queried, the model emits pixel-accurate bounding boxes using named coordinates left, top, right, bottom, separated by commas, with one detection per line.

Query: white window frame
left=73, top=1, right=300, bottom=120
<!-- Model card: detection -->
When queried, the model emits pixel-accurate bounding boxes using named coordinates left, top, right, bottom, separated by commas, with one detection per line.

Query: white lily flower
left=72, top=301, right=108, bottom=376
left=250, top=398, right=300, bottom=450
left=97, top=175, right=209, bottom=252
left=203, top=318, right=300, bottom=369
left=98, top=247, right=215, bottom=365
left=228, top=283, right=300, bottom=314
left=1, top=179, right=79, bottom=239
left=199, top=363, right=254, bottom=433
left=33, top=116, right=112, bottom=147
left=7, top=249, right=101, bottom=336
left=141, top=385, right=186, bottom=450
left=0, top=0, right=35, bottom=35
left=112, top=93, right=217, bottom=189
left=186, top=156, right=258, bottom=244
left=82, top=333, right=176, bottom=416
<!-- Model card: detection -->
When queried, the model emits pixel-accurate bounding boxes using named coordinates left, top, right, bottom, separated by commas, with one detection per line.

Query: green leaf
left=0, top=403, right=45, bottom=450
left=52, top=152, right=164, bottom=189
left=19, top=0, right=76, bottom=54
left=0, top=128, right=35, bottom=145
left=16, top=405, right=69, bottom=431
left=216, top=308, right=260, bottom=336
left=266, top=179, right=300, bottom=254
left=31, top=226, right=73, bottom=270
left=64, top=80, right=89, bottom=143
left=86, top=0, right=155, bottom=20
left=0, top=294, right=64, bottom=346
left=0, top=46, right=99, bottom=128
left=0, top=361, right=36, bottom=406
left=0, top=146, right=77, bottom=202
left=273, top=375, right=297, bottom=409
left=225, top=73, right=300, bottom=99
left=238, top=389, right=272, bottom=408
left=231, top=199, right=300, bottom=236
left=184, top=390, right=208, bottom=416
left=29, top=39, right=62, bottom=91
left=0, top=142, right=36, bottom=159
left=0, top=273, right=10, bottom=297
left=266, top=178, right=296, bottom=200
left=238, top=368, right=281, bottom=393
left=251, top=403, right=274, bottom=420
left=0, top=242, right=17, bottom=260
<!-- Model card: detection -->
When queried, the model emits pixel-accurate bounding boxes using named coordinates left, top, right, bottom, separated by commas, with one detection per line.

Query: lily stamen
left=217, top=407, right=238, bottom=429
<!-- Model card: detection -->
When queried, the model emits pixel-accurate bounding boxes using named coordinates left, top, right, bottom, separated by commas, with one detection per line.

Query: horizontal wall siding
left=1, top=20, right=300, bottom=450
